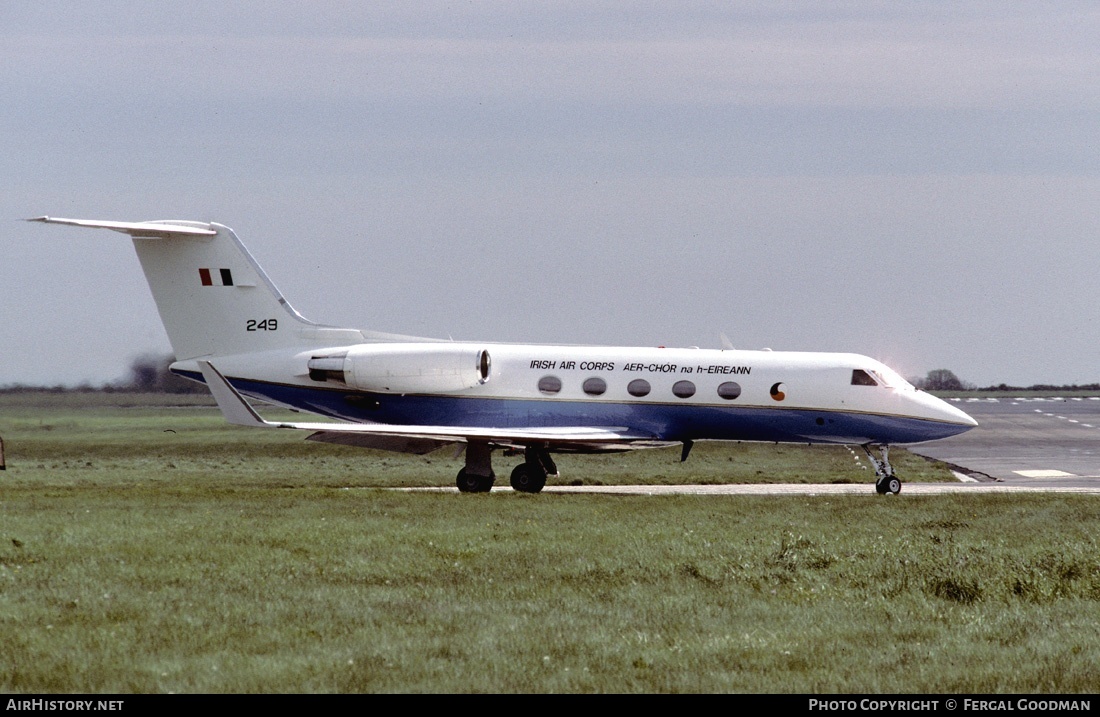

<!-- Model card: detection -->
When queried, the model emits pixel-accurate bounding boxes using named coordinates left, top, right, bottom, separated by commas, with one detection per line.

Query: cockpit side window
left=851, top=369, right=879, bottom=386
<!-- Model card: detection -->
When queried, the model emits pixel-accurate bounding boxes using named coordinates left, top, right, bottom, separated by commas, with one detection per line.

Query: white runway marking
left=1013, top=469, right=1076, bottom=478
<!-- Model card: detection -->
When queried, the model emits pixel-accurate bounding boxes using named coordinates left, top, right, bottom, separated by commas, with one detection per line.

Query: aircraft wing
left=198, top=361, right=662, bottom=453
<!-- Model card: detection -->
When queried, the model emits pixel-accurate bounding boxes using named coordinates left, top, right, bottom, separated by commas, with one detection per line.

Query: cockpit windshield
left=852, top=367, right=914, bottom=389
left=872, top=366, right=911, bottom=389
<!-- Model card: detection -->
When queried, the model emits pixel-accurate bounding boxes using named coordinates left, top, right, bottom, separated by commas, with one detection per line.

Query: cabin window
left=627, top=379, right=651, bottom=397
left=582, top=377, right=607, bottom=396
left=851, top=369, right=879, bottom=386
left=672, top=380, right=696, bottom=398
left=717, top=381, right=741, bottom=400
left=538, top=375, right=562, bottom=394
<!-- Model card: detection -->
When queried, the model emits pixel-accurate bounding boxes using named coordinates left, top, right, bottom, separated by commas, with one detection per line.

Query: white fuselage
left=174, top=342, right=976, bottom=446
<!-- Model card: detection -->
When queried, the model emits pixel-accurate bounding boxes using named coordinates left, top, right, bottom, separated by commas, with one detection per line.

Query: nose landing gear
left=862, top=443, right=901, bottom=495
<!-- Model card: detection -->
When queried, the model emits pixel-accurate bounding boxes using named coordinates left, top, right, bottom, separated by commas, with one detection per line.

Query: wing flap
left=306, top=431, right=455, bottom=455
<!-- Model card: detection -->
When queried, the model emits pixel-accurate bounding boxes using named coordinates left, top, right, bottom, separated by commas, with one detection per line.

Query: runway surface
left=537, top=483, right=1100, bottom=495
left=908, top=395, right=1100, bottom=488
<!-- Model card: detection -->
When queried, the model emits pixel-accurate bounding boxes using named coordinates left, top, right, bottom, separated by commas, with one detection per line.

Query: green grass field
left=1, top=393, right=1098, bottom=693
left=0, top=391, right=954, bottom=489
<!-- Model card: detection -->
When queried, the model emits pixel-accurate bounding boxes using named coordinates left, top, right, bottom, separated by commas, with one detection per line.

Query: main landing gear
left=456, top=441, right=495, bottom=493
left=455, top=442, right=557, bottom=494
left=862, top=443, right=902, bottom=495
left=509, top=446, right=558, bottom=493
left=455, top=467, right=495, bottom=493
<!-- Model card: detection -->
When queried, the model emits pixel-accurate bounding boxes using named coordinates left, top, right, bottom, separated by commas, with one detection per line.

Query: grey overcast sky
left=2, top=2, right=1098, bottom=388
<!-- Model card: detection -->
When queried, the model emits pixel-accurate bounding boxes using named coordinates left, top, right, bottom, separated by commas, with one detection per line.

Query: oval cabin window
left=582, top=377, right=607, bottom=396
left=717, top=381, right=741, bottom=400
left=627, top=379, right=651, bottom=397
left=538, top=375, right=562, bottom=395
left=672, top=380, right=696, bottom=398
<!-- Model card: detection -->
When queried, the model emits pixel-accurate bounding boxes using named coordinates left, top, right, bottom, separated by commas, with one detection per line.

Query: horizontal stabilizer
left=27, top=216, right=216, bottom=238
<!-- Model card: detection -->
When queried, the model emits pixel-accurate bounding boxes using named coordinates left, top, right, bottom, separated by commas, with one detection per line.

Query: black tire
left=875, top=475, right=901, bottom=495
left=510, top=463, right=547, bottom=493
left=456, top=468, right=494, bottom=493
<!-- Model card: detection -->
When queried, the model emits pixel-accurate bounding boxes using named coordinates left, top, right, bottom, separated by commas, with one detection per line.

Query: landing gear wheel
left=875, top=475, right=902, bottom=495
left=456, top=468, right=495, bottom=493
left=863, top=443, right=901, bottom=495
left=510, top=463, right=547, bottom=493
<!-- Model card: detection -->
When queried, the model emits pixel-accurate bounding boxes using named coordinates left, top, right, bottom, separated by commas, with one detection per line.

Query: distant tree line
left=977, top=382, right=1100, bottom=392
left=911, top=369, right=974, bottom=391
left=910, top=368, right=1100, bottom=393
left=121, top=353, right=208, bottom=393
left=1, top=353, right=207, bottom=394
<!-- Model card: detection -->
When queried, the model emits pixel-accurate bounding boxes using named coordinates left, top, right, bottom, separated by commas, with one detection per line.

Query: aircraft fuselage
left=173, top=342, right=975, bottom=447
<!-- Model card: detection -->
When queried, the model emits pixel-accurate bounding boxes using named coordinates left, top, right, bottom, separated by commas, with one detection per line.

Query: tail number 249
left=246, top=319, right=278, bottom=331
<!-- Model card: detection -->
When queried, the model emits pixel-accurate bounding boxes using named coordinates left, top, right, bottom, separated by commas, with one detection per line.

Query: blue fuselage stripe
left=177, top=370, right=971, bottom=445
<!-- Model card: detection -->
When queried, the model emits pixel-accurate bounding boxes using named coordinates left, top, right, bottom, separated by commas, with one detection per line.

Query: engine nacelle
left=308, top=343, right=491, bottom=394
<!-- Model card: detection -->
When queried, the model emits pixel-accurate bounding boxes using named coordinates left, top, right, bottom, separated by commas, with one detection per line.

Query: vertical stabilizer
left=29, top=217, right=339, bottom=360
left=128, top=221, right=316, bottom=359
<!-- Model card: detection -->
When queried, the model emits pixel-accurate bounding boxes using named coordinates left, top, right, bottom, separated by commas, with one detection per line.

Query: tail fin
left=29, top=216, right=371, bottom=360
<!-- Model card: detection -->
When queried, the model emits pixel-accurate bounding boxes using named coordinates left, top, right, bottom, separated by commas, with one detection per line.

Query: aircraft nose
left=946, top=402, right=979, bottom=427
left=921, top=392, right=978, bottom=429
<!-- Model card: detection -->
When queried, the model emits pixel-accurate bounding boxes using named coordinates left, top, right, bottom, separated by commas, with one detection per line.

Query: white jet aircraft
left=30, top=216, right=976, bottom=494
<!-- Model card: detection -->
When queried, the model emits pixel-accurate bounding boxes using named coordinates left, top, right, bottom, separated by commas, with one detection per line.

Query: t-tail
left=27, top=217, right=424, bottom=361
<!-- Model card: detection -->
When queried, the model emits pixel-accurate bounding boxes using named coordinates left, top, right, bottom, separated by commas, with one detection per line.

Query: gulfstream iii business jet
left=30, top=216, right=976, bottom=494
